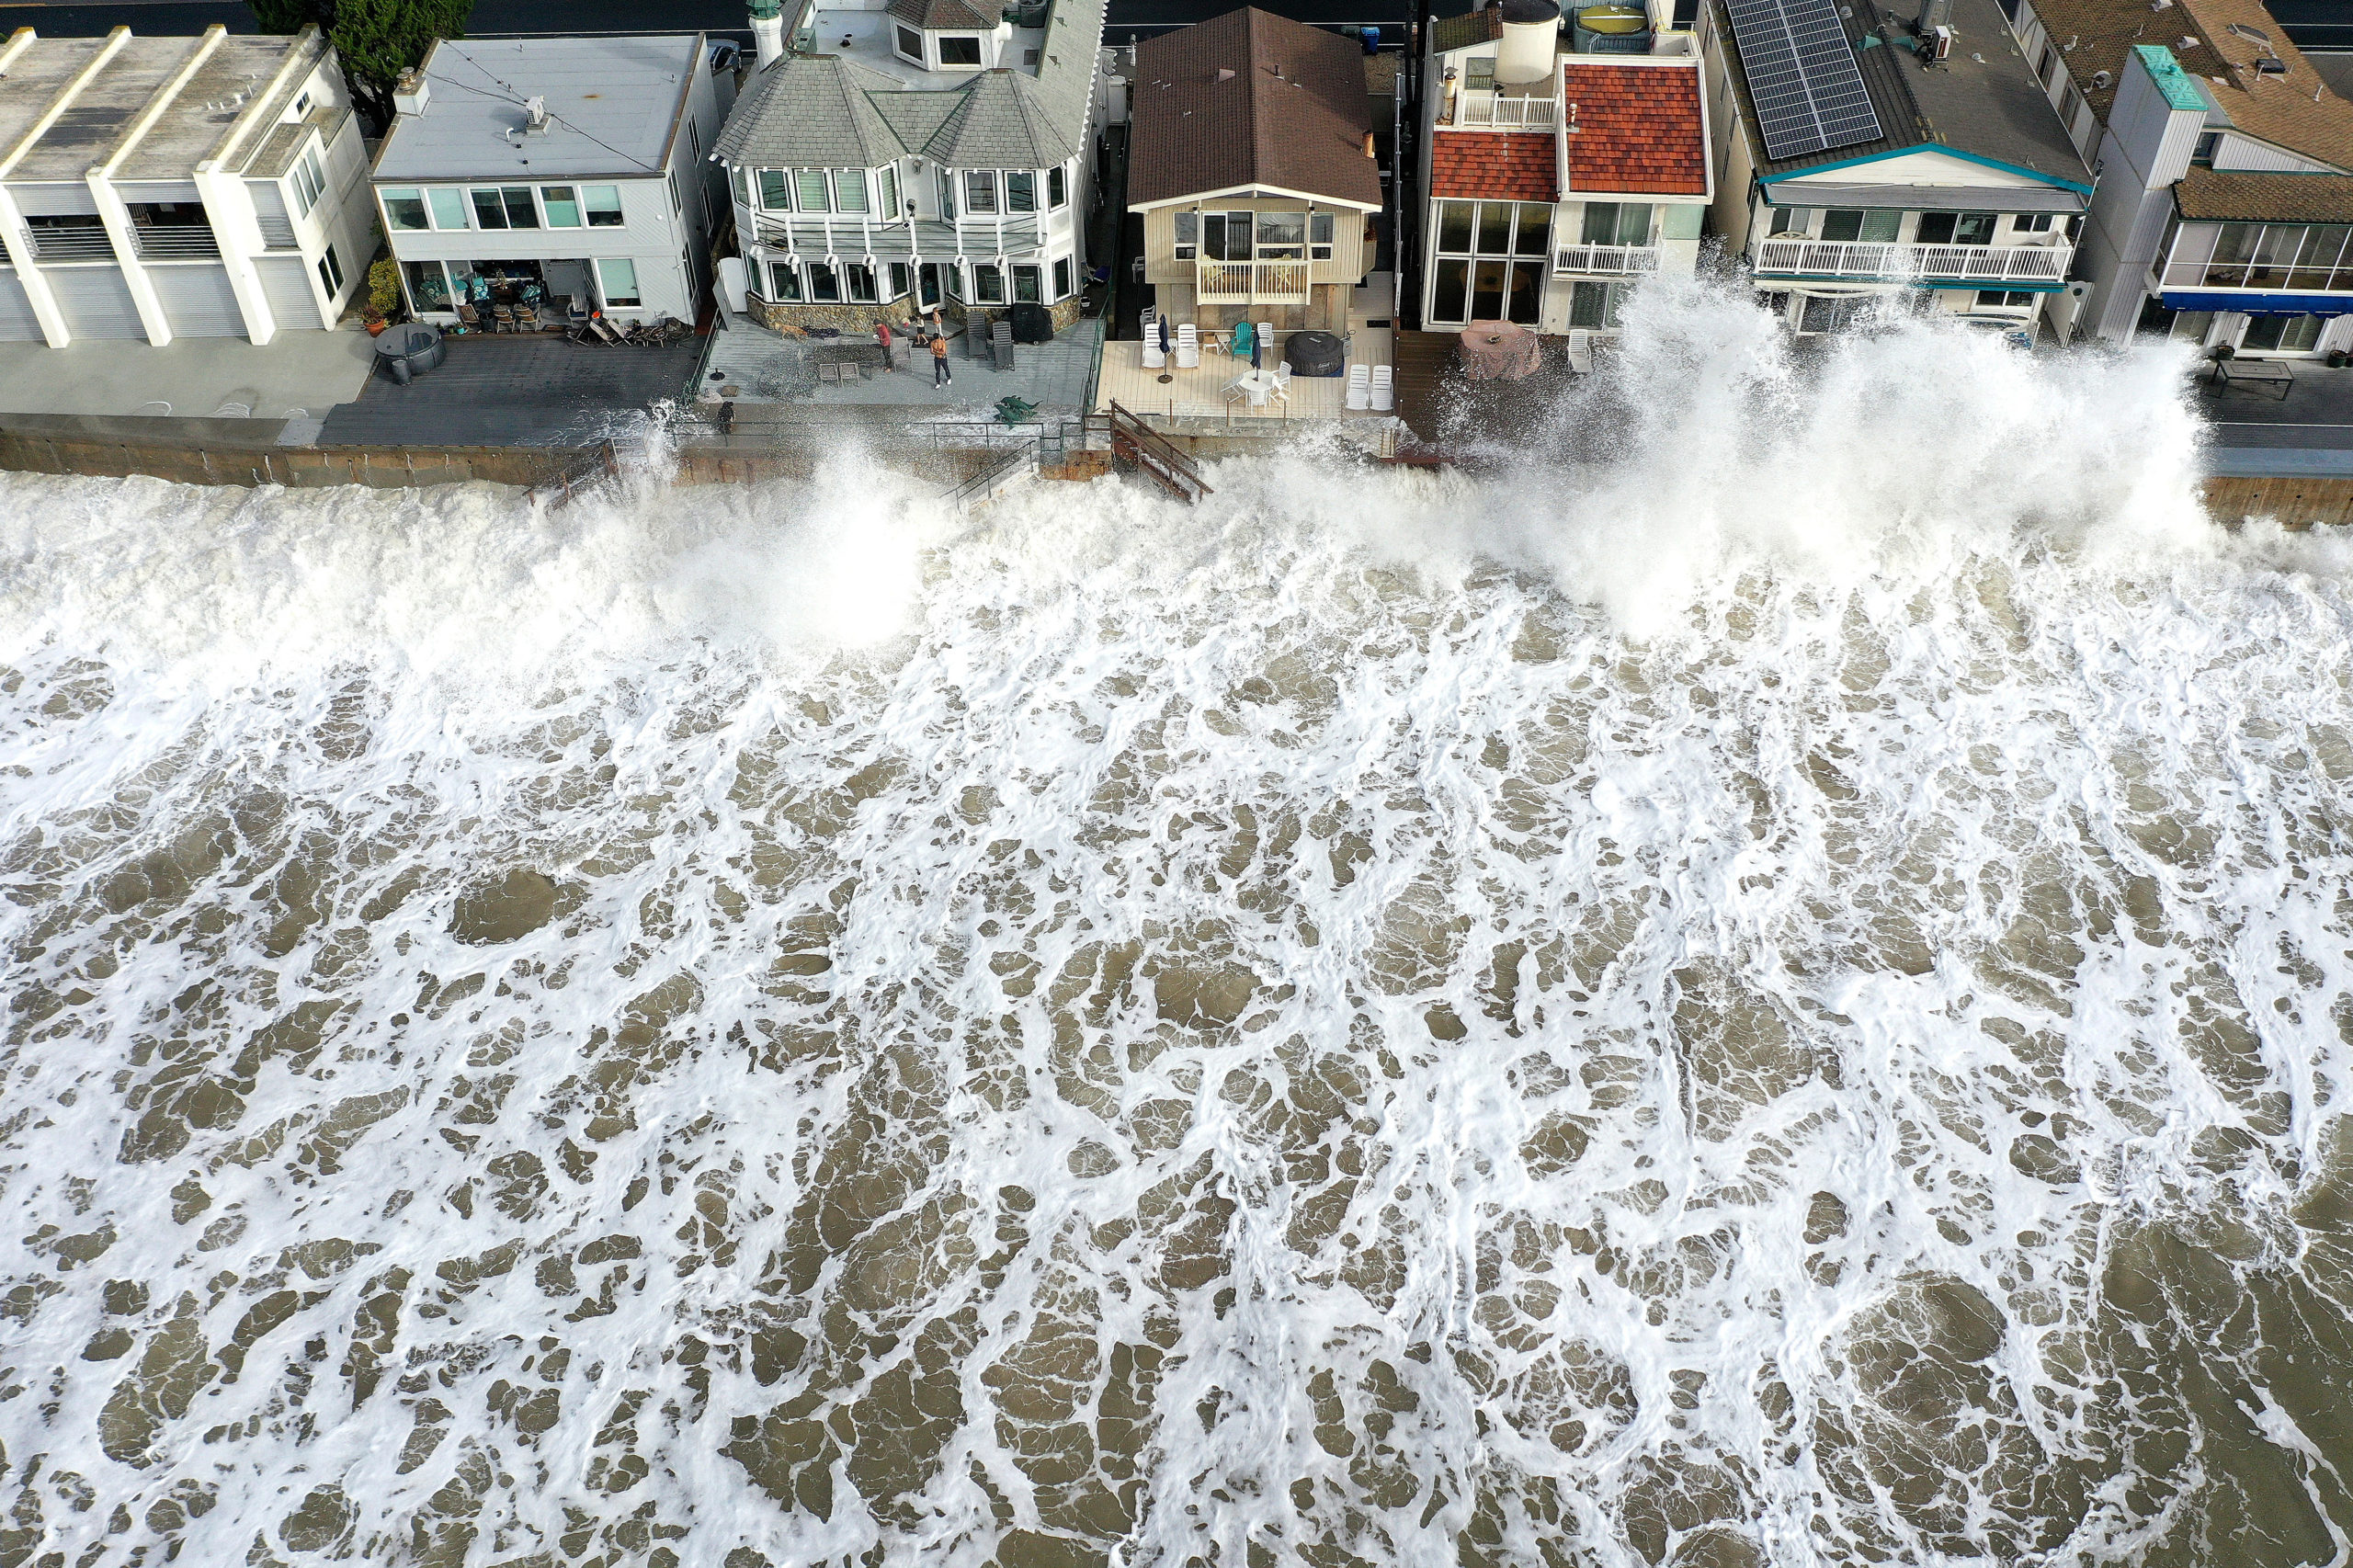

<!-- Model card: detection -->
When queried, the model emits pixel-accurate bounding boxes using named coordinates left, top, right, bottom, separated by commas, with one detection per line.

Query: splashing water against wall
left=3, top=288, right=2353, bottom=1568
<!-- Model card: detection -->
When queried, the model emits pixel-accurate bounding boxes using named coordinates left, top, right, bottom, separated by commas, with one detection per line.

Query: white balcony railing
left=1197, top=259, right=1310, bottom=304
left=1450, top=89, right=1560, bottom=129
left=1554, top=244, right=1661, bottom=275
left=1754, top=238, right=2073, bottom=282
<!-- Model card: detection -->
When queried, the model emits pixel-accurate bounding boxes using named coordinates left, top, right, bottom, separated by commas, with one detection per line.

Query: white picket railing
left=1451, top=90, right=1560, bottom=128
left=1197, top=259, right=1310, bottom=303
left=1754, top=238, right=2073, bottom=282
left=1553, top=244, right=1661, bottom=275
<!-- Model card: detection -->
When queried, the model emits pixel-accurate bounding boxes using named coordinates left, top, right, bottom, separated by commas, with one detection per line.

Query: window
left=1797, top=293, right=1869, bottom=332
left=972, top=262, right=1005, bottom=303
left=834, top=170, right=868, bottom=213
left=585, top=186, right=623, bottom=227
left=1256, top=210, right=1306, bottom=259
left=1768, top=206, right=1811, bottom=235
left=1049, top=165, right=1067, bottom=208
left=2290, top=225, right=2352, bottom=290
left=541, top=186, right=583, bottom=227
left=2241, top=312, right=2325, bottom=353
left=920, top=261, right=944, bottom=305
left=317, top=244, right=344, bottom=296
left=797, top=169, right=831, bottom=210
left=292, top=89, right=313, bottom=116
left=846, top=263, right=878, bottom=302
left=1012, top=263, right=1041, bottom=301
left=1819, top=208, right=1898, bottom=243
left=1311, top=211, right=1335, bottom=260
left=381, top=187, right=428, bottom=231
left=2016, top=212, right=2056, bottom=233
left=428, top=187, right=470, bottom=229
left=963, top=171, right=998, bottom=214
left=404, top=258, right=452, bottom=309
left=1204, top=210, right=1253, bottom=260
left=938, top=167, right=957, bottom=220
left=896, top=23, right=924, bottom=57
left=2060, top=81, right=2084, bottom=121
left=759, top=170, right=792, bottom=210
left=1974, top=289, right=2036, bottom=308
left=1053, top=256, right=1072, bottom=298
left=1174, top=211, right=1199, bottom=259
left=767, top=260, right=802, bottom=301
left=1580, top=201, right=1652, bottom=246
left=1569, top=279, right=1624, bottom=329
left=471, top=187, right=537, bottom=229
left=939, top=35, right=983, bottom=64
left=807, top=261, right=840, bottom=301
left=879, top=165, right=901, bottom=218
left=2193, top=131, right=2221, bottom=165
left=667, top=170, right=681, bottom=214
left=733, top=166, right=751, bottom=208
left=1466, top=55, right=1495, bottom=89
left=1914, top=210, right=1996, bottom=245
left=291, top=148, right=327, bottom=217
left=1006, top=170, right=1036, bottom=213
left=890, top=261, right=912, bottom=299
left=1430, top=200, right=1543, bottom=324
left=2037, top=40, right=2058, bottom=85
left=598, top=256, right=641, bottom=307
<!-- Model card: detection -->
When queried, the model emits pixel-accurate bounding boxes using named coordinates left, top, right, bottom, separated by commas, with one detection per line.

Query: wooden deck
left=1389, top=329, right=1581, bottom=446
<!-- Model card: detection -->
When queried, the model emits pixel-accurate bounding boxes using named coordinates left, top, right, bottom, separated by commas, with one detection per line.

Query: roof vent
left=1215, top=66, right=1235, bottom=81
left=2091, top=67, right=2111, bottom=86
left=525, top=95, right=551, bottom=133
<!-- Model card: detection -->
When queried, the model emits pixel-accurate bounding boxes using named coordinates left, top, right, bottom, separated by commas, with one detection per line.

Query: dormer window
left=939, top=36, right=983, bottom=65
left=895, top=25, right=924, bottom=60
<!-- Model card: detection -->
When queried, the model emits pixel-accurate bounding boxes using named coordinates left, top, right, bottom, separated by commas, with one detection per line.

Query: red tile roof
left=1430, top=131, right=1556, bottom=202
left=1561, top=62, right=1708, bottom=196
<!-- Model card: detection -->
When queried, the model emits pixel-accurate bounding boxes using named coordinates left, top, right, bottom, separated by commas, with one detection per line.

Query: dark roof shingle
left=1430, top=130, right=1556, bottom=201
left=1561, top=62, right=1707, bottom=195
left=2176, top=166, right=2353, bottom=222
left=1129, top=6, right=1383, bottom=207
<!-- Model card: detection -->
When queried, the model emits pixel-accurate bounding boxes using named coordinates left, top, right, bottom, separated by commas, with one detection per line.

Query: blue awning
left=2159, top=291, right=2353, bottom=315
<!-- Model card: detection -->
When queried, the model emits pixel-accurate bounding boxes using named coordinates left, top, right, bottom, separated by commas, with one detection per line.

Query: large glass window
left=759, top=170, right=792, bottom=210
left=972, top=262, right=1005, bottom=303
left=797, top=170, right=831, bottom=211
left=1311, top=211, right=1336, bottom=260
left=879, top=165, right=901, bottom=219
left=597, top=257, right=641, bottom=307
left=1006, top=171, right=1036, bottom=212
left=896, top=24, right=924, bottom=58
left=1580, top=202, right=1651, bottom=246
left=381, top=188, right=428, bottom=231
left=404, top=258, right=451, bottom=309
left=540, top=186, right=583, bottom=227
left=1053, top=256, right=1073, bottom=298
left=470, top=187, right=538, bottom=229
left=2290, top=226, right=2351, bottom=290
left=939, top=35, right=983, bottom=64
left=834, top=171, right=868, bottom=213
left=1012, top=263, right=1042, bottom=301
left=806, top=261, right=840, bottom=302
left=1050, top=165, right=1067, bottom=208
left=427, top=188, right=470, bottom=230
left=1915, top=210, right=1995, bottom=245
left=1820, top=208, right=1899, bottom=244
left=2241, top=312, right=2325, bottom=352
left=963, top=171, right=998, bottom=214
left=290, top=148, right=326, bottom=217
left=1768, top=206, right=1811, bottom=235
left=1204, top=210, right=1253, bottom=261
left=1569, top=279, right=1624, bottom=328
left=1430, top=199, right=1546, bottom=325
left=584, top=186, right=623, bottom=227
left=767, top=260, right=802, bottom=301
left=1174, top=211, right=1198, bottom=259
left=846, top=263, right=878, bottom=302
left=1256, top=210, right=1306, bottom=259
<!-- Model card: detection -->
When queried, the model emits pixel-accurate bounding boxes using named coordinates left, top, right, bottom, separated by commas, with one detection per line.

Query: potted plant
left=364, top=258, right=401, bottom=335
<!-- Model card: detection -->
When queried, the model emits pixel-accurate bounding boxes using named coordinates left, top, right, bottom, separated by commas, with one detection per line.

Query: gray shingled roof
left=713, top=51, right=907, bottom=167
left=886, top=0, right=1006, bottom=28
left=718, top=0, right=1102, bottom=173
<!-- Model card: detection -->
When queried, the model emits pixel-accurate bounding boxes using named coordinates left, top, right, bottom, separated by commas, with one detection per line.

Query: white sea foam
left=1, top=290, right=2349, bottom=1568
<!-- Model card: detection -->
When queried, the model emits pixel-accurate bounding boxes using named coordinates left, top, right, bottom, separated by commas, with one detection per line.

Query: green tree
left=248, top=0, right=472, bottom=131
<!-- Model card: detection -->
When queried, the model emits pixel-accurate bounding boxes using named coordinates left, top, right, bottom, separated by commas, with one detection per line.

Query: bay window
left=1007, top=171, right=1036, bottom=212
left=1012, top=263, right=1041, bottom=302
left=796, top=170, right=831, bottom=210
left=834, top=171, right=868, bottom=213
left=806, top=262, right=840, bottom=302
left=1050, top=165, right=1067, bottom=208
left=767, top=260, right=802, bottom=301
left=759, top=170, right=791, bottom=210
left=879, top=165, right=901, bottom=219
left=972, top=262, right=1005, bottom=303
left=939, top=35, right=983, bottom=64
left=846, top=262, right=878, bottom=302
left=964, top=171, right=998, bottom=214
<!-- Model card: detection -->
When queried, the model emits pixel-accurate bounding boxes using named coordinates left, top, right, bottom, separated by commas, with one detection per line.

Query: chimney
left=750, top=0, right=786, bottom=68
left=393, top=66, right=430, bottom=116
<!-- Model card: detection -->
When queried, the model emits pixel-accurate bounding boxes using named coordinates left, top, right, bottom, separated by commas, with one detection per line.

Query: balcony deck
left=1754, top=238, right=2073, bottom=283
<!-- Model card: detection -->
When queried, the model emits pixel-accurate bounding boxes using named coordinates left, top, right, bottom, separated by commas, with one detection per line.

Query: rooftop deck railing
left=1449, top=89, right=1560, bottom=129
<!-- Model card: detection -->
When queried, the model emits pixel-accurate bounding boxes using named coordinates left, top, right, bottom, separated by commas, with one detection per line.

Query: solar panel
left=1724, top=0, right=1883, bottom=161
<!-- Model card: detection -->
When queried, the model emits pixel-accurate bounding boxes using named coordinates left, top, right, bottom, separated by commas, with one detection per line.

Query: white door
left=0, top=269, right=40, bottom=341
left=46, top=267, right=144, bottom=340
left=150, top=265, right=247, bottom=337
left=257, top=257, right=324, bottom=331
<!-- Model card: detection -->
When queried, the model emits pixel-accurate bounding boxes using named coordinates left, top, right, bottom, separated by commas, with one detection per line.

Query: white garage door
left=47, top=267, right=144, bottom=341
left=0, top=270, right=40, bottom=341
left=257, top=256, right=324, bottom=332
left=150, top=265, right=247, bottom=338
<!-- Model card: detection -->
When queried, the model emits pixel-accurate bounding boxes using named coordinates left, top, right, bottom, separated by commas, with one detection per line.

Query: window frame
left=806, top=260, right=841, bottom=302
left=427, top=187, right=470, bottom=230
left=759, top=170, right=792, bottom=211
left=1012, top=262, right=1042, bottom=302
left=963, top=170, right=999, bottom=215
left=1053, top=255, right=1073, bottom=298
left=895, top=23, right=925, bottom=59
left=833, top=169, right=869, bottom=214
left=1006, top=170, right=1037, bottom=213
left=597, top=256, right=642, bottom=308
left=938, top=34, right=983, bottom=65
left=1174, top=210, right=1198, bottom=260
left=380, top=187, right=429, bottom=233
left=796, top=169, right=832, bottom=211
left=1049, top=165, right=1067, bottom=209
left=972, top=261, right=1006, bottom=303
left=767, top=259, right=803, bottom=301
left=584, top=185, right=624, bottom=228
left=846, top=262, right=879, bottom=302
left=317, top=243, right=344, bottom=296
left=540, top=185, right=584, bottom=228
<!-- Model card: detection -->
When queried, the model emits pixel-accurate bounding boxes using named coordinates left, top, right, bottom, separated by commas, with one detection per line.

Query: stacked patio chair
left=1370, top=365, right=1393, bottom=412
left=1346, top=364, right=1370, bottom=410
left=1176, top=324, right=1199, bottom=369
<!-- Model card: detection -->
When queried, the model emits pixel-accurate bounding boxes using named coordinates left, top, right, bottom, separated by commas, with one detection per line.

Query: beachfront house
left=1696, top=0, right=2095, bottom=337
left=713, top=0, right=1106, bottom=331
left=1127, top=6, right=1384, bottom=335
left=1415, top=0, right=1711, bottom=337
left=0, top=25, right=372, bottom=346
left=372, top=35, right=730, bottom=328
left=2013, top=0, right=2353, bottom=358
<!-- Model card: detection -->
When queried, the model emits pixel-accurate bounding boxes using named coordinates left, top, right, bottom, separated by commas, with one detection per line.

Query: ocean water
left=3, top=284, right=2352, bottom=1568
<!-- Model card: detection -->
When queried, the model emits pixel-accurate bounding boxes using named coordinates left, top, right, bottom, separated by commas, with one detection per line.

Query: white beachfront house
left=712, top=0, right=1105, bottom=329
left=372, top=35, right=731, bottom=326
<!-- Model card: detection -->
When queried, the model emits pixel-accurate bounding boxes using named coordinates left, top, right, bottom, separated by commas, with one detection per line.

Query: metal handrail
left=941, top=437, right=1038, bottom=511
left=134, top=227, right=222, bottom=260
left=27, top=226, right=112, bottom=262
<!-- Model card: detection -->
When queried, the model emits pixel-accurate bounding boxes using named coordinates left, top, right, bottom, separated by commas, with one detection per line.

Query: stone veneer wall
left=748, top=294, right=1086, bottom=334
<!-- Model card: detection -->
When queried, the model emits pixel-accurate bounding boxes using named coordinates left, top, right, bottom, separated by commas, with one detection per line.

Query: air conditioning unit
left=1931, top=23, right=1954, bottom=58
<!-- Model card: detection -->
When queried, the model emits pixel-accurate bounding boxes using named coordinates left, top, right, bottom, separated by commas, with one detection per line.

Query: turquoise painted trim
left=1756, top=142, right=2095, bottom=194
left=2133, top=45, right=2207, bottom=113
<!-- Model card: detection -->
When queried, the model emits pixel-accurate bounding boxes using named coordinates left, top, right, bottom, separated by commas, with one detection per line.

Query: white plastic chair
left=1345, top=363, right=1370, bottom=410
left=1257, top=323, right=1275, bottom=364
left=1370, top=364, right=1393, bottom=412
left=1142, top=334, right=1165, bottom=369
left=1176, top=324, right=1199, bottom=369
left=1270, top=361, right=1291, bottom=403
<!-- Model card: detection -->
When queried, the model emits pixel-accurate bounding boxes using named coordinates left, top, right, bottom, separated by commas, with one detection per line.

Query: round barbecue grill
left=1284, top=330, right=1346, bottom=377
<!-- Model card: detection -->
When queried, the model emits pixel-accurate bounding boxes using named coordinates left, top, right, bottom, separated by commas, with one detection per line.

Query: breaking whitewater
left=4, top=283, right=2353, bottom=1568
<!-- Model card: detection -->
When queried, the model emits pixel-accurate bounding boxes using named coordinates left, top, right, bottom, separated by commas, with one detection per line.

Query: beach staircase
left=1103, top=401, right=1211, bottom=504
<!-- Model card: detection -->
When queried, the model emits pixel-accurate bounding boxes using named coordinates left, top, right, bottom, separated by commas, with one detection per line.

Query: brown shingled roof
left=1561, top=62, right=1708, bottom=195
left=1430, top=130, right=1557, bottom=201
left=2176, top=165, right=2353, bottom=222
left=1129, top=6, right=1384, bottom=208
